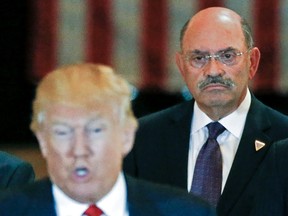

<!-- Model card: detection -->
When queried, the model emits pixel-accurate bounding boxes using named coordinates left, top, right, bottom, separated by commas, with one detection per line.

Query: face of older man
left=36, top=103, right=134, bottom=203
left=176, top=8, right=260, bottom=120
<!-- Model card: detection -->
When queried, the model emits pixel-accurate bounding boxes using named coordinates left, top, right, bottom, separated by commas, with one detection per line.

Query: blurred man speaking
left=0, top=63, right=215, bottom=216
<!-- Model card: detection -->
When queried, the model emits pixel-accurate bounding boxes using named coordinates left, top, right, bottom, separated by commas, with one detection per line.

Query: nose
left=72, top=131, right=90, bottom=157
left=203, top=56, right=225, bottom=77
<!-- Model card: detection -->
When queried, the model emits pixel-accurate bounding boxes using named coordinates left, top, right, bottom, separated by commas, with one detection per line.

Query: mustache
left=198, top=76, right=235, bottom=90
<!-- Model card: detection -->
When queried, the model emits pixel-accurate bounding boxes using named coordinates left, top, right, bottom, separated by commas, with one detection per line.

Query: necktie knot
left=82, top=204, right=103, bottom=216
left=207, top=122, right=225, bottom=139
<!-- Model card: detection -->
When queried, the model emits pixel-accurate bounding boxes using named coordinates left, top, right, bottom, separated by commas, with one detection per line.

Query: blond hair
left=30, top=63, right=138, bottom=132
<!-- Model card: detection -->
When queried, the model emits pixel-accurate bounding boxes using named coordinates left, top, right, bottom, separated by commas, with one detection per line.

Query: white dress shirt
left=53, top=172, right=129, bottom=216
left=187, top=90, right=251, bottom=192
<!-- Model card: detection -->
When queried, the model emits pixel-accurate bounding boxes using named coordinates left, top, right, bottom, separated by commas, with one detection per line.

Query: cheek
left=49, top=136, right=73, bottom=153
left=233, top=68, right=250, bottom=85
left=45, top=144, right=70, bottom=175
left=90, top=145, right=123, bottom=183
left=184, top=70, right=201, bottom=91
left=93, top=137, right=124, bottom=167
left=233, top=61, right=251, bottom=78
left=95, top=142, right=123, bottom=162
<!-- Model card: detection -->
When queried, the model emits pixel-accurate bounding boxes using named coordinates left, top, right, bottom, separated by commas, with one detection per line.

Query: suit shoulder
left=273, top=138, right=288, bottom=166
left=0, top=151, right=35, bottom=190
left=126, top=175, right=215, bottom=215
left=0, top=151, right=27, bottom=165
left=249, top=98, right=288, bottom=136
left=0, top=179, right=55, bottom=215
left=264, top=105, right=288, bottom=132
left=138, top=100, right=193, bottom=125
left=0, top=151, right=34, bottom=175
left=253, top=98, right=288, bottom=123
left=275, top=138, right=288, bottom=148
left=0, top=179, right=51, bottom=203
left=264, top=102, right=288, bottom=119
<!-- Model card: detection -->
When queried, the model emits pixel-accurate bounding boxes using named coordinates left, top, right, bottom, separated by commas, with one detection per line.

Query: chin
left=68, top=189, right=99, bottom=203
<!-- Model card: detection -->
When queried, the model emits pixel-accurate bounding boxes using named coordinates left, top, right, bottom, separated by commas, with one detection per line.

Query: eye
left=193, top=54, right=206, bottom=61
left=86, top=123, right=107, bottom=139
left=88, top=127, right=103, bottom=134
left=191, top=54, right=208, bottom=66
left=220, top=50, right=237, bottom=63
left=51, top=125, right=73, bottom=139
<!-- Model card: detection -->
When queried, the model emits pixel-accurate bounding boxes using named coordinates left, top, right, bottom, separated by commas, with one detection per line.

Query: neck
left=200, top=103, right=239, bottom=121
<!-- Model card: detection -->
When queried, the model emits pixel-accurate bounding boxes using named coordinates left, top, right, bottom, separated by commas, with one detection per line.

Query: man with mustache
left=124, top=7, right=288, bottom=215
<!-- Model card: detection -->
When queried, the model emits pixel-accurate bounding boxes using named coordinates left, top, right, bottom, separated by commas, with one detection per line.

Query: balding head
left=175, top=7, right=260, bottom=120
left=180, top=7, right=254, bottom=50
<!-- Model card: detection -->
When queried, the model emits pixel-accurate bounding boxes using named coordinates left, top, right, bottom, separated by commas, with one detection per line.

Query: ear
left=175, top=51, right=186, bottom=78
left=35, top=131, right=48, bottom=159
left=248, top=47, right=261, bottom=79
left=121, top=122, right=137, bottom=157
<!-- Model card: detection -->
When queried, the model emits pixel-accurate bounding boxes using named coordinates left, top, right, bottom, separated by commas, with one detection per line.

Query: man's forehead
left=184, top=9, right=243, bottom=40
left=44, top=104, right=115, bottom=122
left=182, top=23, right=245, bottom=52
left=48, top=117, right=108, bottom=130
left=46, top=103, right=113, bottom=114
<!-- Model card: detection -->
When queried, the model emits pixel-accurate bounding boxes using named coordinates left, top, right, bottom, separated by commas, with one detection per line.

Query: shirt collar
left=97, top=172, right=128, bottom=216
left=53, top=172, right=128, bottom=216
left=192, top=89, right=251, bottom=139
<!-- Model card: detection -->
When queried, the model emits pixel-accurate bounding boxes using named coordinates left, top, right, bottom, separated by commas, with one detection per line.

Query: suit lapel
left=126, top=176, right=161, bottom=216
left=218, top=98, right=273, bottom=215
left=33, top=178, right=56, bottom=216
left=164, top=100, right=194, bottom=189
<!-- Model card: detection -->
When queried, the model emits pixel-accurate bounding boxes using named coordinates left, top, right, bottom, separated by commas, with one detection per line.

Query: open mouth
left=75, top=167, right=89, bottom=177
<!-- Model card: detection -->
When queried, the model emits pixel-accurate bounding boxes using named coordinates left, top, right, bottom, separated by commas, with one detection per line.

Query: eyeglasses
left=182, top=48, right=251, bottom=69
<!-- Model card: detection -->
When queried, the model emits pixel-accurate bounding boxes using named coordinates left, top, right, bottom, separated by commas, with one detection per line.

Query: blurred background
left=1, top=0, right=288, bottom=178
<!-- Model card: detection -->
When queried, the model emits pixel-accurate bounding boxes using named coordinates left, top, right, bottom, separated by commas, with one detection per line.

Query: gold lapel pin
left=255, top=140, right=265, bottom=151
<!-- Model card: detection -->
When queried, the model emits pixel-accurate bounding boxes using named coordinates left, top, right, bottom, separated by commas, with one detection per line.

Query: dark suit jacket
left=0, top=175, right=216, bottom=216
left=124, top=96, right=288, bottom=216
left=272, top=139, right=288, bottom=214
left=247, top=138, right=288, bottom=216
left=0, top=151, right=35, bottom=190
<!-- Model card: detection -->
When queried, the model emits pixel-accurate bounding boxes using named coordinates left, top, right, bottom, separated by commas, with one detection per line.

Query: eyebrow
left=216, top=47, right=238, bottom=53
left=50, top=121, right=72, bottom=128
left=188, top=49, right=209, bottom=55
left=86, top=117, right=106, bottom=125
left=187, top=46, right=237, bottom=55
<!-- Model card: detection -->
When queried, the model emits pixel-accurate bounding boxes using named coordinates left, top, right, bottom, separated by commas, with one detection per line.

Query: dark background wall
left=0, top=1, right=287, bottom=145
left=0, top=1, right=36, bottom=143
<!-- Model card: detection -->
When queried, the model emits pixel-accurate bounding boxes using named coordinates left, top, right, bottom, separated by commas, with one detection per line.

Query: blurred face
left=176, top=9, right=260, bottom=119
left=36, top=104, right=135, bottom=203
